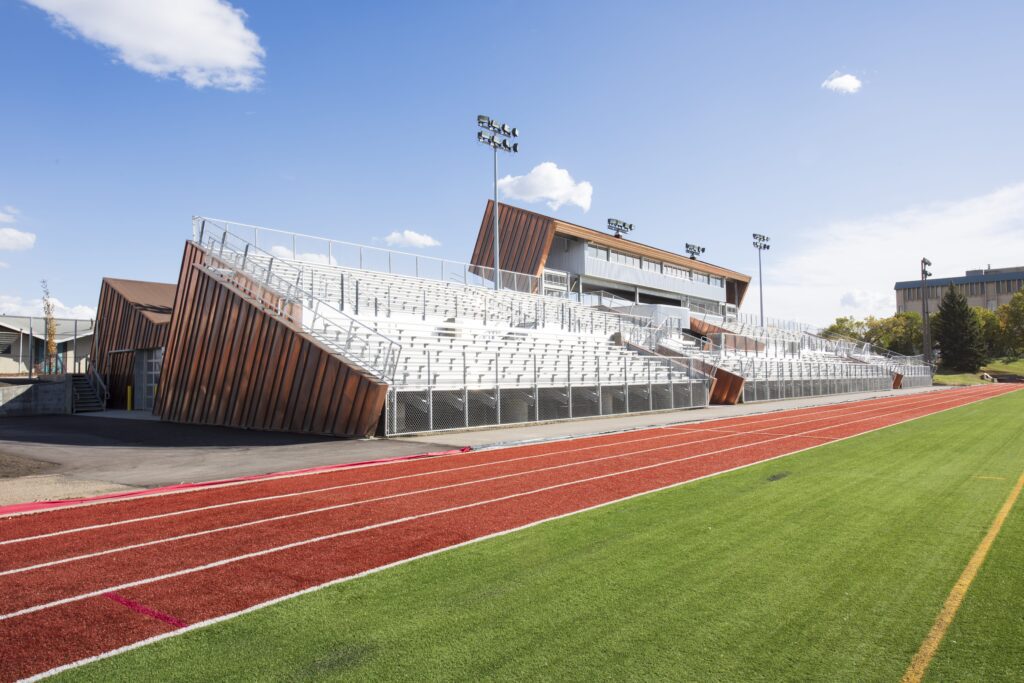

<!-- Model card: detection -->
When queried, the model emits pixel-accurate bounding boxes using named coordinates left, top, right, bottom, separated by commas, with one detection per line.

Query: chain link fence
left=385, top=352, right=711, bottom=435
left=738, top=359, right=895, bottom=403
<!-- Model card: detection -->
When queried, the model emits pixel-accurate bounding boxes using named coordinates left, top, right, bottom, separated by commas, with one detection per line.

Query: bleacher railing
left=737, top=357, right=893, bottom=402
left=386, top=349, right=711, bottom=435
left=194, top=216, right=543, bottom=295
left=734, top=312, right=820, bottom=334
left=194, top=221, right=402, bottom=383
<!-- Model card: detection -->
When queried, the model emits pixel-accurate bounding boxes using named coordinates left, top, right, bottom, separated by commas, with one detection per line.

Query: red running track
left=0, top=384, right=1017, bottom=681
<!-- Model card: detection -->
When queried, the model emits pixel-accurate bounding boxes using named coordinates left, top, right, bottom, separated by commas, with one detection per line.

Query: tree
left=934, top=285, right=986, bottom=372
left=41, top=279, right=58, bottom=374
left=998, top=290, right=1024, bottom=357
left=864, top=311, right=923, bottom=356
left=974, top=306, right=1007, bottom=359
left=821, top=316, right=867, bottom=341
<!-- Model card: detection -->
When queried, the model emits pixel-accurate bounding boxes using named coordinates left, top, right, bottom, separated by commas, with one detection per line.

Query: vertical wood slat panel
left=157, top=242, right=387, bottom=438
left=469, top=200, right=555, bottom=279
left=93, top=278, right=175, bottom=409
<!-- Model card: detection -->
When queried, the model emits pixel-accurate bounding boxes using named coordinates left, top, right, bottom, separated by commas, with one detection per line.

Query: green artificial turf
left=924, top=475, right=1024, bottom=682
left=61, top=391, right=1024, bottom=682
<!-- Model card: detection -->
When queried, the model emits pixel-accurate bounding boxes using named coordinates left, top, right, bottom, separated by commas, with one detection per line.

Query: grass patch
left=933, top=372, right=989, bottom=386
left=984, top=357, right=1024, bottom=377
left=61, top=391, right=1024, bottom=681
left=934, top=358, right=1024, bottom=386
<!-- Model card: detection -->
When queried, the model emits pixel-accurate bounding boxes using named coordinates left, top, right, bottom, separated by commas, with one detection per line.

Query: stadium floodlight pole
left=477, top=115, right=519, bottom=290
left=685, top=243, right=705, bottom=260
left=607, top=218, right=634, bottom=238
left=921, top=257, right=933, bottom=364
left=753, top=233, right=771, bottom=327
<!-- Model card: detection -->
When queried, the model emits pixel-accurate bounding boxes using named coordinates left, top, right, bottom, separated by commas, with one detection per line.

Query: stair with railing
left=71, top=374, right=104, bottom=413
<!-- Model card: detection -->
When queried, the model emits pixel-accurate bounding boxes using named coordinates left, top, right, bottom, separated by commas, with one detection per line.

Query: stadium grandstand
left=85, top=202, right=932, bottom=437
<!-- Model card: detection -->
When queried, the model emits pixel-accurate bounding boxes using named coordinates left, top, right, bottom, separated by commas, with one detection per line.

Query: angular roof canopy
left=102, top=278, right=176, bottom=325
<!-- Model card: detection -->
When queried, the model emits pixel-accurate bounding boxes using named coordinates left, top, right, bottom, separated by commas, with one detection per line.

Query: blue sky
left=2, top=1, right=1023, bottom=324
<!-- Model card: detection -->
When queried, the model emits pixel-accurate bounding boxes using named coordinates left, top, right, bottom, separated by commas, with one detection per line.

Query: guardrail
left=195, top=221, right=403, bottom=383
left=194, top=216, right=543, bottom=296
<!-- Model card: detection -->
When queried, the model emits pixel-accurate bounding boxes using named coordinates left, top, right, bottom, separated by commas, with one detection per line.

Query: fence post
left=669, top=361, right=675, bottom=409
left=567, top=354, right=573, bottom=418
left=495, top=351, right=501, bottom=424
left=463, top=351, right=469, bottom=428
left=648, top=360, right=653, bottom=411
left=533, top=354, right=539, bottom=421
left=623, top=355, right=629, bottom=413
left=427, top=350, right=433, bottom=431
left=355, top=281, right=360, bottom=316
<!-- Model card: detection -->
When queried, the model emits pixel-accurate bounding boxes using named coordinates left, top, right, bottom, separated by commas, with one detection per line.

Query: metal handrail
left=195, top=215, right=543, bottom=296
left=196, top=225, right=402, bottom=383
left=812, top=331, right=934, bottom=368
left=85, top=358, right=109, bottom=405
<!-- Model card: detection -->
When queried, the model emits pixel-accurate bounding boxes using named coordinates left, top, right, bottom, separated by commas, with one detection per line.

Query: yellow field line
left=902, top=471, right=1024, bottom=682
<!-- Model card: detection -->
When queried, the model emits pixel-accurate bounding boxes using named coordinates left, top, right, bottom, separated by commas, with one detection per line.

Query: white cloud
left=0, top=227, right=37, bottom=251
left=0, top=262, right=8, bottom=269
left=26, top=0, right=265, bottom=91
left=0, top=206, right=18, bottom=223
left=821, top=71, right=862, bottom=94
left=0, top=294, right=96, bottom=318
left=384, top=230, right=441, bottom=249
left=497, top=162, right=593, bottom=212
left=268, top=245, right=336, bottom=265
left=751, top=182, right=1024, bottom=325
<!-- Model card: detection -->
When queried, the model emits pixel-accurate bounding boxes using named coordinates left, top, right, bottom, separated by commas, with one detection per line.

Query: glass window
left=664, top=264, right=689, bottom=279
left=642, top=258, right=661, bottom=272
left=610, top=250, right=640, bottom=269
left=585, top=244, right=608, bottom=260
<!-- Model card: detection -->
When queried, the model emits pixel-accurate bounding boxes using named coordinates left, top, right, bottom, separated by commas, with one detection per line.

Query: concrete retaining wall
left=0, top=378, right=72, bottom=417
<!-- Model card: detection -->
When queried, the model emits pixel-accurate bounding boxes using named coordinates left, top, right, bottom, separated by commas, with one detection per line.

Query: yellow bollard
left=127, top=385, right=133, bottom=411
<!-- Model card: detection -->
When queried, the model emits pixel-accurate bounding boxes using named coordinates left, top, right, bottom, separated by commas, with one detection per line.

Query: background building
left=0, top=315, right=95, bottom=377
left=895, top=266, right=1024, bottom=313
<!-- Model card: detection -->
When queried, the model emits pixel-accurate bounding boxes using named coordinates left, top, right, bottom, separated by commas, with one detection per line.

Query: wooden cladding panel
left=92, top=279, right=174, bottom=409
left=155, top=242, right=387, bottom=437
left=471, top=200, right=556, bottom=277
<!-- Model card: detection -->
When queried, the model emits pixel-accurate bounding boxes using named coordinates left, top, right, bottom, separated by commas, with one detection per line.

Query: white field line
left=22, top=384, right=1016, bottom=683
left=0, top=387, right=956, bottom=522
left=0, top=387, right=980, bottom=545
left=0, top=385, right=1006, bottom=622
left=0, top=387, right=973, bottom=576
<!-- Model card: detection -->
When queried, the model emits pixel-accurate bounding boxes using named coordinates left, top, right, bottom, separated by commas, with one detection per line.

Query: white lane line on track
left=0, top=388, right=963, bottom=576
left=0, top=388, right=978, bottom=568
left=18, top=386, right=1017, bottom=683
left=0, top=387, right=977, bottom=545
left=0, top=386, right=1007, bottom=622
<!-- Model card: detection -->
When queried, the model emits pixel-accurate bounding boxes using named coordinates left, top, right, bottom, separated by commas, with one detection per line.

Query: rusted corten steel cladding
left=153, top=242, right=387, bottom=437
left=471, top=200, right=752, bottom=306
left=91, top=278, right=176, bottom=409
